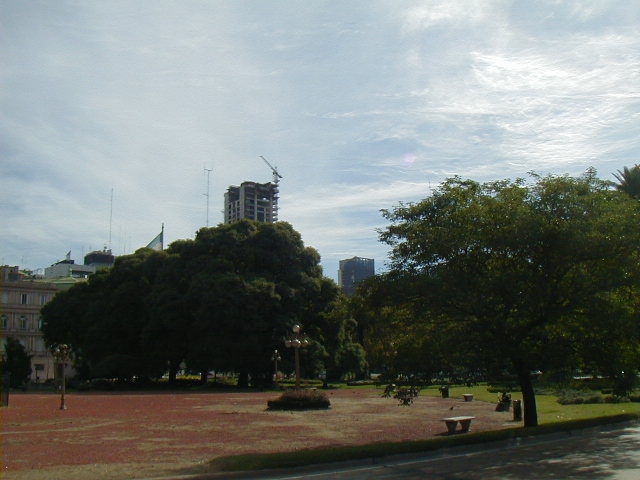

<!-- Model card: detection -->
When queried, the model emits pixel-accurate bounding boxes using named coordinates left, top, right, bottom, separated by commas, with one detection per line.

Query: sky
left=1, top=1, right=639, bottom=282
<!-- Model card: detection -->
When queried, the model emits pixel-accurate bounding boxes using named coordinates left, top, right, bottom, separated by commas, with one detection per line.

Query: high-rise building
left=338, top=256, right=375, bottom=295
left=224, top=181, right=279, bottom=224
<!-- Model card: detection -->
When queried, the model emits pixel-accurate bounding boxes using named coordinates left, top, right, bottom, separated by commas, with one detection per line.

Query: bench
left=441, top=416, right=475, bottom=434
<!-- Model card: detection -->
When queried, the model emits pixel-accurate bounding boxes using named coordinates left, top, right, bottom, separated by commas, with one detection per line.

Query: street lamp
left=284, top=324, right=310, bottom=390
left=271, top=349, right=281, bottom=382
left=52, top=344, right=72, bottom=410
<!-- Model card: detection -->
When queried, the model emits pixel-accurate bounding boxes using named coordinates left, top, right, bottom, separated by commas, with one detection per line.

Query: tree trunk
left=168, top=364, right=178, bottom=385
left=237, top=371, right=249, bottom=388
left=514, top=359, right=538, bottom=427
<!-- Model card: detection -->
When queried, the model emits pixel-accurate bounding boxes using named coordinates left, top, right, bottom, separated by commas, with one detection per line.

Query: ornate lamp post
left=52, top=344, right=72, bottom=410
left=284, top=324, right=310, bottom=390
left=271, top=349, right=281, bottom=382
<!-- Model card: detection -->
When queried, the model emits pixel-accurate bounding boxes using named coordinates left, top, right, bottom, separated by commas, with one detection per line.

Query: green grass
left=424, top=384, right=640, bottom=423
left=207, top=384, right=640, bottom=474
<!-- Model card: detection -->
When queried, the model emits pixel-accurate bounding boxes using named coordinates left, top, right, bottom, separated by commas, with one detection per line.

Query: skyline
left=2, top=1, right=639, bottom=281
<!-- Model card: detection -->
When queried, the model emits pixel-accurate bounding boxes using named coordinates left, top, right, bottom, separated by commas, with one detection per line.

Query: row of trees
left=42, top=166, right=640, bottom=428
left=42, top=221, right=367, bottom=387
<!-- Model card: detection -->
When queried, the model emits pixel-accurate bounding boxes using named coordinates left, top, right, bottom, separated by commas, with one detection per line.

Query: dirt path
left=1, top=388, right=516, bottom=479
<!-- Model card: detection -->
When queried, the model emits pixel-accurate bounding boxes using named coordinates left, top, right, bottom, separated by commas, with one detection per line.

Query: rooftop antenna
left=204, top=167, right=212, bottom=227
left=108, top=187, right=113, bottom=251
left=260, top=155, right=283, bottom=185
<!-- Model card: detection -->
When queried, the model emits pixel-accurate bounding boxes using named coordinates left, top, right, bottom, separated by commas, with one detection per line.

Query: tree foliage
left=1, top=337, right=33, bottom=388
left=41, top=221, right=356, bottom=386
left=613, top=164, right=640, bottom=199
left=377, top=169, right=640, bottom=426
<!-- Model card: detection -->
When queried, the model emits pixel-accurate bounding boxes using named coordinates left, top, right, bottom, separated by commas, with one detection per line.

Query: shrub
left=604, top=395, right=630, bottom=404
left=556, top=389, right=604, bottom=405
left=267, top=389, right=331, bottom=410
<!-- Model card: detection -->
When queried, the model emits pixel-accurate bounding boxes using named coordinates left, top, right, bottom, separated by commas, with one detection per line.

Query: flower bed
left=267, top=389, right=331, bottom=410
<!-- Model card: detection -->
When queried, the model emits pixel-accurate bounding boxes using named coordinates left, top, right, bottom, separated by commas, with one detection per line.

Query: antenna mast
left=204, top=167, right=212, bottom=227
left=108, top=188, right=113, bottom=251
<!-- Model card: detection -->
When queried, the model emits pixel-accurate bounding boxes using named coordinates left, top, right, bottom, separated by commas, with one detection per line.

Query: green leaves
left=614, top=164, right=640, bottom=199
left=376, top=169, right=640, bottom=426
left=41, top=221, right=342, bottom=385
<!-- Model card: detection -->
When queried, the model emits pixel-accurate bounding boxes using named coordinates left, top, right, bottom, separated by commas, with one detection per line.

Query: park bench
left=441, top=416, right=475, bottom=434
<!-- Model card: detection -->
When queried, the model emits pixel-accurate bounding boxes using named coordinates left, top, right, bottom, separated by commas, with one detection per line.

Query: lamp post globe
left=284, top=324, right=310, bottom=390
left=271, top=349, right=281, bottom=382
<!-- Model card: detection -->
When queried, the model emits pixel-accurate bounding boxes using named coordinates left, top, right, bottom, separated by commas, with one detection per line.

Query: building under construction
left=224, top=181, right=279, bottom=224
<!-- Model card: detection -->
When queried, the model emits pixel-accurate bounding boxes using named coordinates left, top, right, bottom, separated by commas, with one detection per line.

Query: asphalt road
left=228, top=422, right=640, bottom=480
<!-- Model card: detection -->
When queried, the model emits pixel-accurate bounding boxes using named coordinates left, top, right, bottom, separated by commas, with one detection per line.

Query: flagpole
left=161, top=223, right=164, bottom=250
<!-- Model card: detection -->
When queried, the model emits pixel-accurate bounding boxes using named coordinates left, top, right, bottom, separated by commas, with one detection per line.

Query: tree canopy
left=376, top=169, right=640, bottom=426
left=1, top=337, right=33, bottom=388
left=42, top=221, right=359, bottom=386
left=613, top=164, right=640, bottom=199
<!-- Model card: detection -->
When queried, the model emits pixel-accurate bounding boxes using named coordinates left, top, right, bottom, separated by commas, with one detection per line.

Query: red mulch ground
left=1, top=388, right=517, bottom=479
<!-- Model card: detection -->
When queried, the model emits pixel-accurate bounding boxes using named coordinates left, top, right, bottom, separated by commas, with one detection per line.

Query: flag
left=146, top=225, right=164, bottom=251
left=65, top=251, right=71, bottom=261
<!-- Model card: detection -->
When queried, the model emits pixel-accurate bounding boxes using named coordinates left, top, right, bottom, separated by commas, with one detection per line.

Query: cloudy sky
left=2, top=1, right=639, bottom=281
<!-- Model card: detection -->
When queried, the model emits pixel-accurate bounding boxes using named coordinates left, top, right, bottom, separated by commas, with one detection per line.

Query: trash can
left=513, top=399, right=522, bottom=421
left=439, top=386, right=449, bottom=398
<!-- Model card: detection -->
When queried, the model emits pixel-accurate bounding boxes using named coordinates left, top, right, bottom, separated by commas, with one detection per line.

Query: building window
left=20, top=316, right=27, bottom=330
left=1, top=314, right=7, bottom=330
left=21, top=293, right=28, bottom=305
left=40, top=294, right=48, bottom=305
left=1, top=292, right=7, bottom=304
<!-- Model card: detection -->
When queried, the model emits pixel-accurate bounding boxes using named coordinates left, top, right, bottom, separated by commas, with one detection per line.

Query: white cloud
left=1, top=1, right=639, bottom=281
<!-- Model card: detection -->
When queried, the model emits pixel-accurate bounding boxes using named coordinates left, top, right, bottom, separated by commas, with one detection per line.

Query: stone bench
left=441, top=416, right=475, bottom=434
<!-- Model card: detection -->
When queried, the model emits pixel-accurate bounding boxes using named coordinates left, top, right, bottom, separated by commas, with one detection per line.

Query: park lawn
left=208, top=384, right=640, bottom=473
left=421, top=384, right=640, bottom=424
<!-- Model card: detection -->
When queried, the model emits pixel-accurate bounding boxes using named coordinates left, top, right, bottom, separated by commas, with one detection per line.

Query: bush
left=557, top=389, right=604, bottom=405
left=604, top=395, right=631, bottom=404
left=267, top=389, right=331, bottom=410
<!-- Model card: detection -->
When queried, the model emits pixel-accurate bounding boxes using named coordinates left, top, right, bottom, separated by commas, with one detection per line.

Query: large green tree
left=177, top=221, right=342, bottom=387
left=352, top=275, right=478, bottom=383
left=42, top=249, right=169, bottom=381
left=42, top=221, right=349, bottom=386
left=316, top=295, right=368, bottom=382
left=378, top=169, right=640, bottom=426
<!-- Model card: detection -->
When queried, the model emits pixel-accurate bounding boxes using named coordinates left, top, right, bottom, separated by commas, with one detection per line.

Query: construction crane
left=260, top=155, right=283, bottom=185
